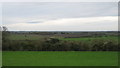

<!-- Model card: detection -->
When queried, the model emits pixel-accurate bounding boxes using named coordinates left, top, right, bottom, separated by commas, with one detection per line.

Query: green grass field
left=8, top=34, right=45, bottom=40
left=3, top=51, right=118, bottom=66
left=4, top=34, right=118, bottom=66
left=61, top=36, right=118, bottom=41
left=9, top=34, right=118, bottom=41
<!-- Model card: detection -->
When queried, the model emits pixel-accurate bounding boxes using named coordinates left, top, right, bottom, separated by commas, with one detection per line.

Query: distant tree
left=2, top=26, right=8, bottom=31
left=2, top=26, right=9, bottom=42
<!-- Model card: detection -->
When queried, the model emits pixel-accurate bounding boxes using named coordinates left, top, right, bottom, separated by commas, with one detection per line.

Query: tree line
left=2, top=37, right=119, bottom=51
left=2, top=26, right=119, bottom=51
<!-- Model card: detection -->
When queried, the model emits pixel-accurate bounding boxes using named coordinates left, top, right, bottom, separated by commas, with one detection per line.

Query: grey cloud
left=2, top=2, right=118, bottom=31
left=3, top=2, right=117, bottom=18
left=27, top=21, right=43, bottom=23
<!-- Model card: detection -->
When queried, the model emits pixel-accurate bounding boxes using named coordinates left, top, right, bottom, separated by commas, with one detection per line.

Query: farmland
left=3, top=51, right=118, bottom=66
left=8, top=33, right=118, bottom=41
left=2, top=31, right=119, bottom=66
left=2, top=31, right=119, bottom=51
left=8, top=34, right=44, bottom=40
left=61, top=36, right=118, bottom=41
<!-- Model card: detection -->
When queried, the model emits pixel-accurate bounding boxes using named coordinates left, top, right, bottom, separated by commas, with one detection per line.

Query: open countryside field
left=3, top=32, right=119, bottom=66
left=2, top=51, right=118, bottom=66
left=8, top=34, right=118, bottom=41
left=61, top=36, right=118, bottom=41
left=8, top=34, right=45, bottom=40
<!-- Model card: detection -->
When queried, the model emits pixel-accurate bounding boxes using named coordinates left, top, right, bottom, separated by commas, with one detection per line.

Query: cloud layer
left=5, top=16, right=118, bottom=31
left=2, top=2, right=118, bottom=31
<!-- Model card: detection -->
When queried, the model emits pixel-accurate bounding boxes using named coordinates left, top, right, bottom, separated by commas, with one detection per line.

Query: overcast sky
left=2, top=2, right=118, bottom=31
left=0, top=0, right=119, bottom=2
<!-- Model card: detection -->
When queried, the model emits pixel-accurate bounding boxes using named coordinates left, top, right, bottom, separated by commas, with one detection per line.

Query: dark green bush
left=2, top=37, right=119, bottom=51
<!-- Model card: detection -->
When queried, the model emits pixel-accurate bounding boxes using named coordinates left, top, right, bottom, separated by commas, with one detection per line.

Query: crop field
left=2, top=51, right=118, bottom=66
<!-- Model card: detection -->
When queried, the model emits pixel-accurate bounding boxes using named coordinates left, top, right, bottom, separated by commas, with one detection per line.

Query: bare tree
left=2, top=26, right=9, bottom=42
left=0, top=26, right=8, bottom=31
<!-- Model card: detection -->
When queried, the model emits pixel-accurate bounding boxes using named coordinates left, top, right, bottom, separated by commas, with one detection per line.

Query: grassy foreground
left=2, top=51, right=118, bottom=66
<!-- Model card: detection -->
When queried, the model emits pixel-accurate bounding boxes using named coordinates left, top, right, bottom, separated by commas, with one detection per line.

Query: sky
left=1, top=2, right=118, bottom=31
left=0, top=0, right=119, bottom=2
